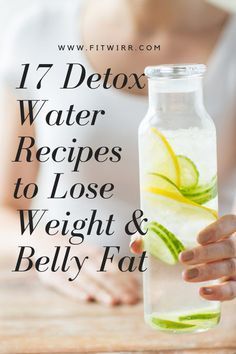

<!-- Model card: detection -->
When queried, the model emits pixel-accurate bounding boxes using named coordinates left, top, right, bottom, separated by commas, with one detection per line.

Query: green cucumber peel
left=145, top=222, right=185, bottom=265
left=151, top=317, right=196, bottom=330
left=147, top=171, right=217, bottom=205
left=181, top=175, right=217, bottom=204
left=179, top=311, right=220, bottom=322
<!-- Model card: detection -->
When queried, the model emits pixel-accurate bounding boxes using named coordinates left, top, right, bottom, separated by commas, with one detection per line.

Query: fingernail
left=110, top=298, right=120, bottom=306
left=180, top=250, right=194, bottom=262
left=107, top=296, right=118, bottom=306
left=123, top=294, right=137, bottom=305
left=185, top=268, right=199, bottom=279
left=87, top=295, right=94, bottom=302
left=129, top=237, right=143, bottom=254
left=202, top=287, right=214, bottom=295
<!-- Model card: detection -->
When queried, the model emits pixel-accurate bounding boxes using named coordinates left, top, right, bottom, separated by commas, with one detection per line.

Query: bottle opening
left=145, top=64, right=206, bottom=79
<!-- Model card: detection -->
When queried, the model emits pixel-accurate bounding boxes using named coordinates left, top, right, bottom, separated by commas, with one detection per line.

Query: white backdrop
left=0, top=0, right=62, bottom=50
left=0, top=0, right=33, bottom=47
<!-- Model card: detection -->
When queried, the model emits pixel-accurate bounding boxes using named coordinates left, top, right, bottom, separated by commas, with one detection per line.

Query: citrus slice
left=150, top=316, right=196, bottom=331
left=144, top=222, right=185, bottom=265
left=177, top=155, right=199, bottom=190
left=143, top=173, right=181, bottom=196
left=145, top=185, right=217, bottom=219
left=182, top=175, right=217, bottom=205
left=148, top=127, right=180, bottom=186
left=143, top=188, right=217, bottom=245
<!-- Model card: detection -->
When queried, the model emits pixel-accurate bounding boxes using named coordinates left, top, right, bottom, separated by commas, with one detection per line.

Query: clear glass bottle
left=139, top=64, right=221, bottom=333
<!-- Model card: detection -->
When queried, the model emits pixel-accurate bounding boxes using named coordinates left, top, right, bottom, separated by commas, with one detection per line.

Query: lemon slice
left=143, top=173, right=181, bottom=196
left=143, top=183, right=217, bottom=245
left=149, top=128, right=180, bottom=186
left=177, top=155, right=199, bottom=190
left=145, top=185, right=217, bottom=219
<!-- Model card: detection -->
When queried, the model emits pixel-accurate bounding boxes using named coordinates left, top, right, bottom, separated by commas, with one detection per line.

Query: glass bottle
left=139, top=64, right=220, bottom=333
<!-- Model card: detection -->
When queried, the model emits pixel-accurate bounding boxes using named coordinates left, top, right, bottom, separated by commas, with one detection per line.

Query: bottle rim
left=145, top=64, right=206, bottom=79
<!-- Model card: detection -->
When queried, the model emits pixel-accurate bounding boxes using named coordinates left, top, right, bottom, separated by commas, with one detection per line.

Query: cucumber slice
left=182, top=175, right=217, bottom=205
left=144, top=222, right=185, bottom=265
left=144, top=173, right=182, bottom=196
left=177, top=155, right=199, bottom=190
left=145, top=169, right=217, bottom=206
left=178, top=310, right=221, bottom=328
left=150, top=316, right=196, bottom=331
left=149, top=311, right=220, bottom=332
left=179, top=311, right=220, bottom=322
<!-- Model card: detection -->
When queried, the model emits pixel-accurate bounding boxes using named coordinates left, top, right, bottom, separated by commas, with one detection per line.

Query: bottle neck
left=148, top=77, right=204, bottom=114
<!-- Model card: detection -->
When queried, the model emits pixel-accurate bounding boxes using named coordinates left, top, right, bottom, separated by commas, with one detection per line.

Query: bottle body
left=139, top=65, right=221, bottom=333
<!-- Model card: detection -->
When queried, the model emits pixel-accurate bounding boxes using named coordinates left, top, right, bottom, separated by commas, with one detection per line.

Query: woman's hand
left=37, top=244, right=140, bottom=306
left=130, top=215, right=236, bottom=301
left=179, top=215, right=236, bottom=301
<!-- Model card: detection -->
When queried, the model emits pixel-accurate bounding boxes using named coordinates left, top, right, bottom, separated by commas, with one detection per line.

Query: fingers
left=85, top=269, right=140, bottom=305
left=53, top=271, right=139, bottom=306
left=198, top=214, right=236, bottom=245
left=99, top=275, right=139, bottom=305
left=200, top=280, right=236, bottom=301
left=78, top=250, right=140, bottom=306
left=130, top=233, right=144, bottom=254
left=179, top=237, right=236, bottom=265
left=49, top=273, right=91, bottom=302
left=183, top=258, right=236, bottom=282
left=179, top=214, right=236, bottom=301
left=78, top=273, right=119, bottom=306
left=40, top=265, right=140, bottom=306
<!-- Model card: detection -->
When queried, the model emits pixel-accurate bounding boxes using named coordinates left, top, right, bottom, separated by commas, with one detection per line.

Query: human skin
left=130, top=215, right=236, bottom=301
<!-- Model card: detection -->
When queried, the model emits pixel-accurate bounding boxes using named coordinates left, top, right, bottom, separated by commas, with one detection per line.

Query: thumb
left=129, top=233, right=144, bottom=254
